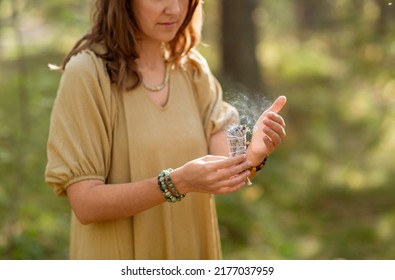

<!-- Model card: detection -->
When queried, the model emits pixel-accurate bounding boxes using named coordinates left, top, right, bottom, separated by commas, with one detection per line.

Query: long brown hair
left=59, top=0, right=202, bottom=91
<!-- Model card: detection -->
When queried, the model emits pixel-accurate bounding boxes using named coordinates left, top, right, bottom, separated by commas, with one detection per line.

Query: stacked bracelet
left=157, top=168, right=186, bottom=203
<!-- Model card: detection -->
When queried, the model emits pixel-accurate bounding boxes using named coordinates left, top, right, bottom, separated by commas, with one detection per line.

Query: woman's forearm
left=66, top=178, right=165, bottom=224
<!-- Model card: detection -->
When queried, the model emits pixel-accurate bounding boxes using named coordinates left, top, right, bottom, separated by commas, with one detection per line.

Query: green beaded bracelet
left=158, top=169, right=186, bottom=203
left=164, top=168, right=186, bottom=201
left=158, top=172, right=176, bottom=203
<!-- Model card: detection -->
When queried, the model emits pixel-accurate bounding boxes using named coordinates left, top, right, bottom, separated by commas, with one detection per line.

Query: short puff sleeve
left=45, top=51, right=116, bottom=196
left=185, top=50, right=239, bottom=141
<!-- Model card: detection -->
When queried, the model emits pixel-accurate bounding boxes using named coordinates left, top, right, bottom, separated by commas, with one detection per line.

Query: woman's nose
left=164, top=0, right=181, bottom=15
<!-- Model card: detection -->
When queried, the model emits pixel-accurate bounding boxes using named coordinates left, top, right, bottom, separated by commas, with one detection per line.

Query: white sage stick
left=227, top=124, right=252, bottom=185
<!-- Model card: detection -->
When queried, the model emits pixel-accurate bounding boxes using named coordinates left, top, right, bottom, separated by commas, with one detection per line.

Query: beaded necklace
left=142, top=61, right=170, bottom=92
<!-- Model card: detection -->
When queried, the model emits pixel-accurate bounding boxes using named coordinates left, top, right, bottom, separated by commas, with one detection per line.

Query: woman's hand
left=171, top=154, right=252, bottom=195
left=248, top=96, right=287, bottom=162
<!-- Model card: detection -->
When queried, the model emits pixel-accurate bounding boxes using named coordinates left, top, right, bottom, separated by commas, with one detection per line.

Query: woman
left=45, top=0, right=286, bottom=260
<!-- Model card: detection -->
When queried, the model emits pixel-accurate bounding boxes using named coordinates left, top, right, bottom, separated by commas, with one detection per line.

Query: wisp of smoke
left=225, top=85, right=273, bottom=139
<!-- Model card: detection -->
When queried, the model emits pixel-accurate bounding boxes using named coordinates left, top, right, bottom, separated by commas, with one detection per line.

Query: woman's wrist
left=246, top=149, right=268, bottom=179
left=246, top=144, right=268, bottom=167
left=168, top=167, right=190, bottom=195
left=157, top=169, right=186, bottom=203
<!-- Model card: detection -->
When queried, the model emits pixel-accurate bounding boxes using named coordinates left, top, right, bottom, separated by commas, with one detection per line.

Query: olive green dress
left=45, top=49, right=237, bottom=259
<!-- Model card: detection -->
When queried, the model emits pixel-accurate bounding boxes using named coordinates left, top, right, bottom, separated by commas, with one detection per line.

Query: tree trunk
left=220, top=0, right=264, bottom=93
left=373, top=0, right=394, bottom=37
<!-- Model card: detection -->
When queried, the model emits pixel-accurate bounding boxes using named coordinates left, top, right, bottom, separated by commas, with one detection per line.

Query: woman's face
left=132, top=0, right=189, bottom=43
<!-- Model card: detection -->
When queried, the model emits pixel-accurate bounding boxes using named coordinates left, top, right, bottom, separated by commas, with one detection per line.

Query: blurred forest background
left=0, top=0, right=394, bottom=259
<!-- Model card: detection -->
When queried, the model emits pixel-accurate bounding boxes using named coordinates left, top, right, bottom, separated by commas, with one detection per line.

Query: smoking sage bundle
left=227, top=124, right=248, bottom=156
left=227, top=124, right=252, bottom=185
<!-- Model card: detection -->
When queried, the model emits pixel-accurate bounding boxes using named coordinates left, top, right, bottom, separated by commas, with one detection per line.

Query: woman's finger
left=262, top=118, right=286, bottom=141
left=266, top=96, right=287, bottom=114
left=266, top=111, right=286, bottom=128
left=215, top=159, right=252, bottom=181
left=206, top=154, right=248, bottom=170
left=214, top=170, right=251, bottom=194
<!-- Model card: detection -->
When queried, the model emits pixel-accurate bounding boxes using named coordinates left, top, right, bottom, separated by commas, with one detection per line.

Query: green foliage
left=215, top=0, right=395, bottom=260
left=1, top=0, right=394, bottom=259
left=0, top=49, right=71, bottom=259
